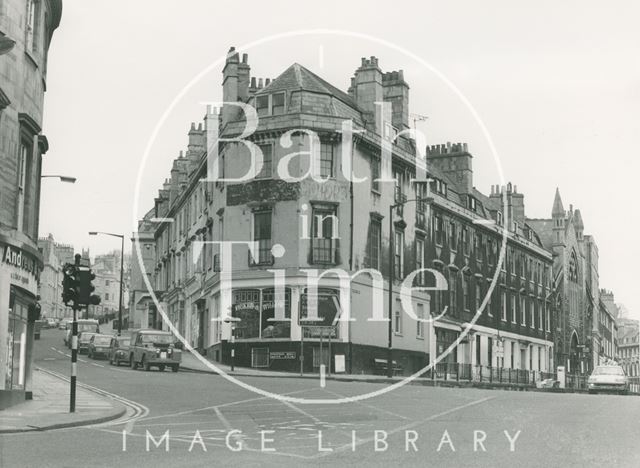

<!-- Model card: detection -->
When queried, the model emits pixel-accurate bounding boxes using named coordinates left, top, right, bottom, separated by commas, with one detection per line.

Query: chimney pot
left=265, top=78, right=271, bottom=86
left=251, top=77, right=256, bottom=88
left=242, top=53, right=248, bottom=63
left=258, top=78, right=263, bottom=88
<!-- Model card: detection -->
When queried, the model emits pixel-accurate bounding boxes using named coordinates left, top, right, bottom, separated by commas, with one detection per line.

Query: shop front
left=0, top=238, right=42, bottom=408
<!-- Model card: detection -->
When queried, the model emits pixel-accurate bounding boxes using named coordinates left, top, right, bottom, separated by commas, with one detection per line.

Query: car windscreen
left=80, top=333, right=95, bottom=341
left=592, top=367, right=624, bottom=376
left=78, top=323, right=98, bottom=332
left=93, top=336, right=111, bottom=345
left=117, top=338, right=130, bottom=347
left=140, top=334, right=175, bottom=344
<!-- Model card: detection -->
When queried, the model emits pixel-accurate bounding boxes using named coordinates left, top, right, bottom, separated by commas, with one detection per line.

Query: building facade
left=129, top=208, right=159, bottom=329
left=132, top=48, right=556, bottom=376
left=36, top=233, right=71, bottom=319
left=528, top=192, right=598, bottom=375
left=0, top=0, right=61, bottom=407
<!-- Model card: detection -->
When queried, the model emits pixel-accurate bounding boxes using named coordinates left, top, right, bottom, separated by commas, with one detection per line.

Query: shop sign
left=270, top=351, right=296, bottom=360
left=1, top=243, right=40, bottom=287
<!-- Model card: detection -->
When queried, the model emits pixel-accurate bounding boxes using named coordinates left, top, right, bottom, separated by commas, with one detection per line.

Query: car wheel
left=130, top=356, right=138, bottom=370
left=171, top=365, right=179, bottom=373
left=143, top=356, right=150, bottom=371
left=159, top=365, right=165, bottom=372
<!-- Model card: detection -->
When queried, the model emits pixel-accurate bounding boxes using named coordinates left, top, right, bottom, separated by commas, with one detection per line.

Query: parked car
left=58, top=319, right=71, bottom=330
left=88, top=334, right=113, bottom=359
left=129, top=329, right=181, bottom=372
left=108, top=336, right=131, bottom=366
left=65, top=319, right=100, bottom=348
left=78, top=332, right=97, bottom=354
left=46, top=318, right=57, bottom=328
left=588, top=365, right=629, bottom=395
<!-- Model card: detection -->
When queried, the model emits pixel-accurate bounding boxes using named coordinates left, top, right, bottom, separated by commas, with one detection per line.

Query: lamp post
left=224, top=316, right=241, bottom=371
left=387, top=192, right=432, bottom=378
left=41, top=175, right=77, bottom=183
left=88, top=231, right=124, bottom=336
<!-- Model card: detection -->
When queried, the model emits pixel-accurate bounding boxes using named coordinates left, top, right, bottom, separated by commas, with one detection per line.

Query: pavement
left=0, top=366, right=126, bottom=433
left=178, top=350, right=563, bottom=391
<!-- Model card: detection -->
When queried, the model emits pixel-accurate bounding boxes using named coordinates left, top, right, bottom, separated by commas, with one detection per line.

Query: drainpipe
left=347, top=135, right=355, bottom=373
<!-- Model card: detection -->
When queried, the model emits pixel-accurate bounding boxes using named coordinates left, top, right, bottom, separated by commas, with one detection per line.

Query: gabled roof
left=257, top=63, right=360, bottom=110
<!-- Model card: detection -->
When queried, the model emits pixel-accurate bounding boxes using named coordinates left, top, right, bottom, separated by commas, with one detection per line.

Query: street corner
left=0, top=367, right=127, bottom=434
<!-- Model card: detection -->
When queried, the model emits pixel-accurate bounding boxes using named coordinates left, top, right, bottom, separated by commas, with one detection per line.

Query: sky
left=39, top=0, right=640, bottom=318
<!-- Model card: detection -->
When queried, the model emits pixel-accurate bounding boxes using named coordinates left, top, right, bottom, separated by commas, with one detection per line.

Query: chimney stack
left=222, top=46, right=240, bottom=124
left=353, top=56, right=384, bottom=134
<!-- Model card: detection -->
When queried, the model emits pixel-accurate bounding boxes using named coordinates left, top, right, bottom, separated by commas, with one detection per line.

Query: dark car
left=108, top=336, right=131, bottom=366
left=78, top=332, right=96, bottom=354
left=129, top=330, right=181, bottom=372
left=88, top=334, right=113, bottom=359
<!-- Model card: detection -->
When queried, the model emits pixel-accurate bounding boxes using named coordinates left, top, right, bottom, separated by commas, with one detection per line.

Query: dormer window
left=383, top=122, right=398, bottom=141
left=255, top=92, right=286, bottom=117
left=431, top=178, right=447, bottom=196
left=467, top=195, right=477, bottom=212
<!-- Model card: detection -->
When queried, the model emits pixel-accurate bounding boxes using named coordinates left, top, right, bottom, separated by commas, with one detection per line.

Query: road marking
left=138, top=388, right=313, bottom=422
left=322, top=388, right=409, bottom=421
left=91, top=363, right=105, bottom=368
left=213, top=407, right=233, bottom=431
left=315, top=395, right=497, bottom=459
left=78, top=358, right=87, bottom=363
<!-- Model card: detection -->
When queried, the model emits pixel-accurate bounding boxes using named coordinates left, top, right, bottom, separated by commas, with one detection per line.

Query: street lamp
left=41, top=175, right=77, bottom=183
left=224, top=316, right=241, bottom=371
left=387, top=191, right=432, bottom=378
left=88, top=231, right=124, bottom=336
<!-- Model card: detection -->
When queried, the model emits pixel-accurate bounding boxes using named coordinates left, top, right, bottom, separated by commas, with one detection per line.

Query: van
left=64, top=319, right=100, bottom=348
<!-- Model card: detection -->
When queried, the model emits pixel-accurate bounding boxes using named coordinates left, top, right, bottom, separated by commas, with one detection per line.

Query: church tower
left=552, top=188, right=566, bottom=251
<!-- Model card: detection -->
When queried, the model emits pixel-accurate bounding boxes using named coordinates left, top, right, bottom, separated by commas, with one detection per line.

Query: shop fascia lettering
left=2, top=244, right=40, bottom=281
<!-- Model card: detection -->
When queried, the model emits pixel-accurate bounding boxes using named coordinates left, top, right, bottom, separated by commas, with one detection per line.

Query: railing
left=628, top=376, right=640, bottom=394
left=424, top=364, right=640, bottom=393
left=428, top=363, right=559, bottom=387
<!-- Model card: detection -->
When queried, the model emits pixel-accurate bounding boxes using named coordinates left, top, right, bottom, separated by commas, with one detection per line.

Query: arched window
left=568, top=250, right=579, bottom=283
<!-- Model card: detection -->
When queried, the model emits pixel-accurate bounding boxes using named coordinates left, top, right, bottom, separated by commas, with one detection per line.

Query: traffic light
left=77, top=268, right=100, bottom=306
left=62, top=263, right=79, bottom=306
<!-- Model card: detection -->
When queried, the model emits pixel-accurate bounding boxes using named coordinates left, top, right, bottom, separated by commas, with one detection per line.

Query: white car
left=588, top=365, right=629, bottom=395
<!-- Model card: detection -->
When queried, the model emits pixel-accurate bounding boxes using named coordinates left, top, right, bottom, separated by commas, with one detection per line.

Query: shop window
left=232, top=289, right=260, bottom=339
left=261, top=288, right=291, bottom=339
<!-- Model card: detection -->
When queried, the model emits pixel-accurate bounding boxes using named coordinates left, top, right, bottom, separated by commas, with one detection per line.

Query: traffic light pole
left=70, top=305, right=78, bottom=413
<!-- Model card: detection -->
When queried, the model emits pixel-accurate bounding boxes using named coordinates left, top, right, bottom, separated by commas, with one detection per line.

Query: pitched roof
left=527, top=218, right=554, bottom=250
left=257, top=63, right=360, bottom=110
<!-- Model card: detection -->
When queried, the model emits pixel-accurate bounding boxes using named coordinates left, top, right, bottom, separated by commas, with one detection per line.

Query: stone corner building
left=133, top=47, right=556, bottom=376
left=0, top=0, right=62, bottom=408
